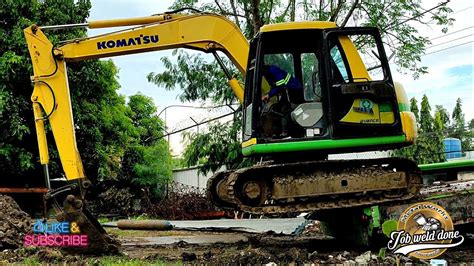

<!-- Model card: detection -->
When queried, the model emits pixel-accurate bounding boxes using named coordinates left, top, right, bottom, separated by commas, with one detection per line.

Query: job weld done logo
left=24, top=220, right=88, bottom=247
left=97, top=34, right=159, bottom=50
left=387, top=202, right=464, bottom=259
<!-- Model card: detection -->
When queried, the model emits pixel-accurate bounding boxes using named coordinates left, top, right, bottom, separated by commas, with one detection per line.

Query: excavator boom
left=24, top=12, right=248, bottom=182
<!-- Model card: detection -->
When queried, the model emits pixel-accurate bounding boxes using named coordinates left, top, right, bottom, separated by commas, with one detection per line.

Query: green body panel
left=241, top=135, right=406, bottom=156
left=419, top=159, right=474, bottom=172
left=398, top=102, right=410, bottom=112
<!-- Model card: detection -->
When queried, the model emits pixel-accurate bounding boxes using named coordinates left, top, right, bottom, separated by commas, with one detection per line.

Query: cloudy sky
left=88, top=0, right=473, bottom=156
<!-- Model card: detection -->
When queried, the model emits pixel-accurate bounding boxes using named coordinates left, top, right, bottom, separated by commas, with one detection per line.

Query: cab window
left=330, top=45, right=349, bottom=83
left=301, top=53, right=320, bottom=101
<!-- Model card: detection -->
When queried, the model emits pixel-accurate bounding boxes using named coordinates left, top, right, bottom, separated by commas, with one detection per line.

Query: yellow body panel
left=24, top=13, right=249, bottom=181
left=394, top=82, right=417, bottom=142
left=241, top=138, right=257, bottom=148
left=400, top=111, right=417, bottom=143
left=260, top=21, right=337, bottom=32
left=380, top=111, right=395, bottom=123
left=394, top=82, right=410, bottom=110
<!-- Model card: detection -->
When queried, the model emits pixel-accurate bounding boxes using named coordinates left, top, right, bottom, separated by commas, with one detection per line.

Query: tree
left=149, top=0, right=453, bottom=172
left=181, top=112, right=252, bottom=174
left=410, top=97, right=419, bottom=122
left=432, top=110, right=446, bottom=162
left=0, top=0, right=173, bottom=214
left=450, top=98, right=471, bottom=152
left=126, top=94, right=173, bottom=197
left=435, top=105, right=450, bottom=131
left=414, top=95, right=443, bottom=164
left=393, top=95, right=445, bottom=164
left=469, top=119, right=474, bottom=149
left=419, top=94, right=433, bottom=134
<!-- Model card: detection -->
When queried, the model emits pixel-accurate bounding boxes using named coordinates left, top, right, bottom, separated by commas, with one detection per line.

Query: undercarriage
left=207, top=157, right=422, bottom=214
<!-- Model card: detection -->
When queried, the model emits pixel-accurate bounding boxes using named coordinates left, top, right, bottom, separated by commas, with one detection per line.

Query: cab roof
left=260, top=21, right=337, bottom=33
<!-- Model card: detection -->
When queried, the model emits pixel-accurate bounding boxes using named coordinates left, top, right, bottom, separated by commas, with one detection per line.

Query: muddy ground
left=1, top=194, right=473, bottom=264
left=1, top=228, right=473, bottom=265
left=112, top=229, right=474, bottom=264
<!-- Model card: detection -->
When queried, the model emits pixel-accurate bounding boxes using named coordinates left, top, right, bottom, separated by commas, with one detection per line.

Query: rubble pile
left=0, top=194, right=32, bottom=250
left=301, top=220, right=321, bottom=235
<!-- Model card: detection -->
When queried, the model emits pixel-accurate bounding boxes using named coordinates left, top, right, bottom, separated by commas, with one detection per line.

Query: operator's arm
left=262, top=83, right=283, bottom=102
left=263, top=65, right=289, bottom=99
left=268, top=85, right=285, bottom=98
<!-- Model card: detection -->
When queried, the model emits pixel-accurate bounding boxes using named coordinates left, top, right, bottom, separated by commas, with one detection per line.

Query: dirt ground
left=117, top=230, right=474, bottom=264
left=1, top=228, right=473, bottom=265
left=1, top=193, right=472, bottom=264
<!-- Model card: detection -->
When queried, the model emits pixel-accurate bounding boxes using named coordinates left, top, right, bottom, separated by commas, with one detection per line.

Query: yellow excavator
left=24, top=9, right=420, bottom=253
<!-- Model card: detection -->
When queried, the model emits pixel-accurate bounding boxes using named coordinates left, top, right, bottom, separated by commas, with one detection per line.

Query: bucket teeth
left=57, top=195, right=120, bottom=255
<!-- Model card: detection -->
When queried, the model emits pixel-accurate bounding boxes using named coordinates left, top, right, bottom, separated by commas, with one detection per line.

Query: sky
left=88, top=0, right=473, bottom=156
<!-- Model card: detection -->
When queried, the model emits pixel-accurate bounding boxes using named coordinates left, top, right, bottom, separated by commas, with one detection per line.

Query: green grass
left=98, top=215, right=165, bottom=224
left=20, top=257, right=41, bottom=265
left=90, top=256, right=180, bottom=266
left=18, top=256, right=178, bottom=265
left=130, top=214, right=150, bottom=220
left=105, top=228, right=190, bottom=237
left=98, top=217, right=111, bottom=223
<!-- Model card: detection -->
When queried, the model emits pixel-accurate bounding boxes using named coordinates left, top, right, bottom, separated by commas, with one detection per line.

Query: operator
left=261, top=64, right=304, bottom=138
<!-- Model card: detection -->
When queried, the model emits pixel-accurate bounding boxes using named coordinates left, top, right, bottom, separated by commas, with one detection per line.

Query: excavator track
left=207, top=157, right=422, bottom=214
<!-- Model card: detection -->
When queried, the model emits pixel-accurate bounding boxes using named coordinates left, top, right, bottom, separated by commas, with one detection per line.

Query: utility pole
left=190, top=117, right=199, bottom=135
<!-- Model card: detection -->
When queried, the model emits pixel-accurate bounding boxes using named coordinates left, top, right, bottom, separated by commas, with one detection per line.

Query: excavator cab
left=242, top=23, right=415, bottom=158
left=207, top=23, right=421, bottom=214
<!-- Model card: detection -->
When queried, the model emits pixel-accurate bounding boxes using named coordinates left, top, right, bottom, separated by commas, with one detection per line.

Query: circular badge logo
left=360, top=99, right=373, bottom=109
left=397, top=202, right=453, bottom=259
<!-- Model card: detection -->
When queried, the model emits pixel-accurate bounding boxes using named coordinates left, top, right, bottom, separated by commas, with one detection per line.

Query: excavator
left=23, top=9, right=420, bottom=253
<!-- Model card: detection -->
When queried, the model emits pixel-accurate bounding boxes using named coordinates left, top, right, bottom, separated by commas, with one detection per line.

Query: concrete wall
left=328, top=151, right=390, bottom=160
left=171, top=151, right=390, bottom=188
left=172, top=166, right=225, bottom=188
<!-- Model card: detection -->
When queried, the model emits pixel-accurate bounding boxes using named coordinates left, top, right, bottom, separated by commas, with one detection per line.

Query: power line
left=388, top=31, right=473, bottom=59
left=160, top=111, right=236, bottom=139
left=385, top=1, right=450, bottom=31
left=430, top=26, right=473, bottom=41
left=158, top=104, right=238, bottom=117
left=426, top=5, right=473, bottom=24
left=427, top=34, right=473, bottom=49
left=452, top=5, right=473, bottom=15
left=424, top=40, right=473, bottom=55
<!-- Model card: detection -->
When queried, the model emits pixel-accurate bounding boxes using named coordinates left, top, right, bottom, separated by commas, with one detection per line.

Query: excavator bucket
left=55, top=194, right=120, bottom=255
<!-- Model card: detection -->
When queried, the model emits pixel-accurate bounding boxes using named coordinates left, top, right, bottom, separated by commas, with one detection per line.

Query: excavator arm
left=23, top=12, right=249, bottom=254
left=24, top=12, right=249, bottom=183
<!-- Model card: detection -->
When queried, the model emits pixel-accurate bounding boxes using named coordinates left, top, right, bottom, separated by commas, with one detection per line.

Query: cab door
left=242, top=36, right=261, bottom=142
left=322, top=27, right=403, bottom=139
